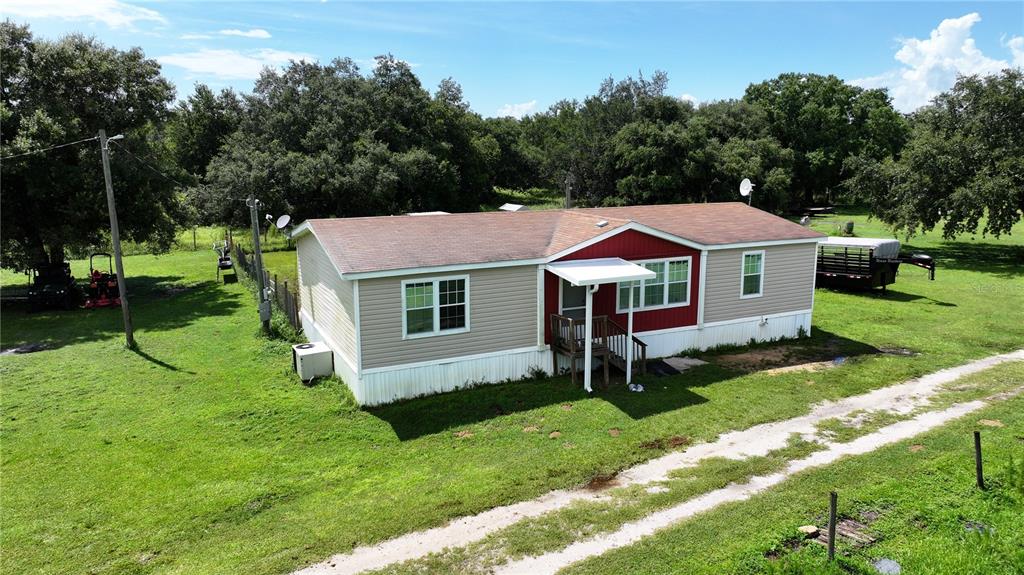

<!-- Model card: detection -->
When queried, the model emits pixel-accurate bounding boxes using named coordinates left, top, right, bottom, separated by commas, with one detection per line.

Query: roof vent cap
left=595, top=220, right=609, bottom=228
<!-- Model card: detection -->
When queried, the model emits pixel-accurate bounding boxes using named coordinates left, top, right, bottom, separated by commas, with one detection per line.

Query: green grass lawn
left=482, top=187, right=565, bottom=211
left=563, top=379, right=1024, bottom=575
left=1, top=210, right=1021, bottom=575
left=260, top=250, right=299, bottom=288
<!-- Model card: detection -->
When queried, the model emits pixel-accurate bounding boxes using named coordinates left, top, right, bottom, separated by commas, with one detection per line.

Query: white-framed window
left=616, top=257, right=691, bottom=313
left=740, top=250, right=765, bottom=298
left=559, top=279, right=587, bottom=320
left=401, top=275, right=470, bottom=338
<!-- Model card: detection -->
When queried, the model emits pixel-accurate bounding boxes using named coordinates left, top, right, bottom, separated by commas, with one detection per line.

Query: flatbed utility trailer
left=816, top=237, right=935, bottom=291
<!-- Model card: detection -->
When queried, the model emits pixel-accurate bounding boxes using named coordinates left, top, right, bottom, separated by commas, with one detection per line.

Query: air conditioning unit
left=292, top=342, right=333, bottom=382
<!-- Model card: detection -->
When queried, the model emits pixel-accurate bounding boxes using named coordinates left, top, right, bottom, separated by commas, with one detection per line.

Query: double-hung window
left=740, top=251, right=764, bottom=298
left=617, top=257, right=691, bottom=313
left=402, top=275, right=469, bottom=338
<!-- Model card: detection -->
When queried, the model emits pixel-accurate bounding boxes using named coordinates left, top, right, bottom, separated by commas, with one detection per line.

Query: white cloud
left=3, top=0, right=165, bottom=28
left=157, top=49, right=315, bottom=80
left=1005, top=35, right=1024, bottom=68
left=679, top=93, right=698, bottom=105
left=496, top=100, right=537, bottom=119
left=180, top=34, right=213, bottom=40
left=219, top=28, right=272, bottom=39
left=852, top=13, right=1012, bottom=112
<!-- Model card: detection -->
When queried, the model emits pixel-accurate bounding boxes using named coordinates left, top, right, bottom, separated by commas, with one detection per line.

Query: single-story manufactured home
left=294, top=203, right=824, bottom=405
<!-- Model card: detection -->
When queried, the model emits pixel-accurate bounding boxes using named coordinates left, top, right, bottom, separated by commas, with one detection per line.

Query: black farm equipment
left=83, top=253, right=122, bottom=309
left=27, top=261, right=79, bottom=311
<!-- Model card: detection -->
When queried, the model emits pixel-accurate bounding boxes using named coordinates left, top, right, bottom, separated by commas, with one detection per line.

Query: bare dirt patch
left=712, top=340, right=910, bottom=375
left=523, top=425, right=540, bottom=433
left=713, top=343, right=859, bottom=374
left=548, top=431, right=562, bottom=439
left=978, top=419, right=1004, bottom=427
left=763, top=360, right=837, bottom=375
left=584, top=473, right=620, bottom=492
left=713, top=346, right=794, bottom=371
left=454, top=430, right=474, bottom=439
left=0, top=342, right=51, bottom=355
left=608, top=428, right=621, bottom=437
left=640, top=435, right=691, bottom=450
left=810, top=518, right=877, bottom=548
left=879, top=347, right=919, bottom=357
left=151, top=283, right=205, bottom=299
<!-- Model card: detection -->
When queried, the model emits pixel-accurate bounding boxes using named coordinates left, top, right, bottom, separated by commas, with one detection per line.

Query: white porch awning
left=547, top=258, right=654, bottom=393
left=546, top=257, right=655, bottom=286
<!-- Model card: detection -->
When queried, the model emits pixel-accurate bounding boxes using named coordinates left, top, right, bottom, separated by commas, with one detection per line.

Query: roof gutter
left=291, top=220, right=313, bottom=238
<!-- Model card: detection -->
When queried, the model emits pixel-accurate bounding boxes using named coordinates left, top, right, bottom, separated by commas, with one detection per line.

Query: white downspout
left=583, top=284, right=599, bottom=393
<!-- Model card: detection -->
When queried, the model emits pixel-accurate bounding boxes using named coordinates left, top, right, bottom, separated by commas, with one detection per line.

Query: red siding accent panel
left=544, top=230, right=701, bottom=343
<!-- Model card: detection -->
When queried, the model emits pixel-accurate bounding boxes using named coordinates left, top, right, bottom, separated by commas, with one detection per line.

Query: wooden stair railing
left=598, top=316, right=647, bottom=376
left=549, top=314, right=647, bottom=381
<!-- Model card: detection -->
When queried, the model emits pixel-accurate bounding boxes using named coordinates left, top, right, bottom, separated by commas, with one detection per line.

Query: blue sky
left=6, top=1, right=1023, bottom=115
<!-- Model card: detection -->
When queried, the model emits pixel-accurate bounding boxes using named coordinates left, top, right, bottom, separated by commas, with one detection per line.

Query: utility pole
left=99, top=129, right=135, bottom=348
left=247, top=194, right=271, bottom=333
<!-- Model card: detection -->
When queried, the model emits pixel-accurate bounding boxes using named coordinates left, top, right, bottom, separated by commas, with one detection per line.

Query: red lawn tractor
left=83, top=253, right=122, bottom=309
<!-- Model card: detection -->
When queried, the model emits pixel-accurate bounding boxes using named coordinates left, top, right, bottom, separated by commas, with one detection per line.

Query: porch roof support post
left=584, top=284, right=599, bottom=393
left=626, top=285, right=634, bottom=385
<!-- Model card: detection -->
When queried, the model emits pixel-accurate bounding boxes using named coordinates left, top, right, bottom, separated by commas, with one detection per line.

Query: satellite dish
left=275, top=214, right=291, bottom=230
left=739, top=178, right=754, bottom=197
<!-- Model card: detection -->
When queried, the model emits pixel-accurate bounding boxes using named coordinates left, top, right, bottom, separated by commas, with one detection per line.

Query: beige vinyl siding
left=704, top=243, right=816, bottom=323
left=360, top=266, right=538, bottom=369
left=297, top=234, right=358, bottom=361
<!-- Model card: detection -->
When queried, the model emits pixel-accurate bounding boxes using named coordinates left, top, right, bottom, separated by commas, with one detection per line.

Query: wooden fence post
left=827, top=491, right=837, bottom=562
left=974, top=431, right=985, bottom=490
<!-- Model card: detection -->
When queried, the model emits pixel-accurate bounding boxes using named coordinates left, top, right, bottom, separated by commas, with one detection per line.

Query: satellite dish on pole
left=275, top=214, right=291, bottom=230
left=739, top=178, right=755, bottom=205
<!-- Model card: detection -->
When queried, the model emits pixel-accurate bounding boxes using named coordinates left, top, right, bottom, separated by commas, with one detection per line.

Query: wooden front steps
left=550, top=314, right=647, bottom=387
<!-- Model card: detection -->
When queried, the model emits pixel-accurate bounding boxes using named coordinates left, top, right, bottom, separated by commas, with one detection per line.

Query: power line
left=108, top=139, right=189, bottom=189
left=0, top=135, right=99, bottom=161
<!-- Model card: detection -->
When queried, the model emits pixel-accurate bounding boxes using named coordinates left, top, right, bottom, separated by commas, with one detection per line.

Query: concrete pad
left=662, top=357, right=708, bottom=372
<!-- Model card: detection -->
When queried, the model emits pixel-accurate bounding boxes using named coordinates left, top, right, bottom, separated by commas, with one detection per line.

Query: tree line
left=2, top=21, right=1021, bottom=270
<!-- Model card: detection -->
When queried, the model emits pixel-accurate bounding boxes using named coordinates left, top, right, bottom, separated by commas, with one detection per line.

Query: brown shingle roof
left=578, top=203, right=823, bottom=246
left=304, top=203, right=822, bottom=274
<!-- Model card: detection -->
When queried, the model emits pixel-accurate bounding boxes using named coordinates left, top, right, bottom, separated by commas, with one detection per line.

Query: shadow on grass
left=370, top=328, right=884, bottom=441
left=0, top=277, right=242, bottom=352
left=804, top=327, right=889, bottom=358
left=903, top=242, right=1023, bottom=279
left=370, top=365, right=729, bottom=441
left=131, top=346, right=195, bottom=373
left=817, top=287, right=957, bottom=307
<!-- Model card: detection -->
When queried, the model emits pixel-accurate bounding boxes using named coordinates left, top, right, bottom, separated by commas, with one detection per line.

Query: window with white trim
left=560, top=279, right=587, bottom=320
left=403, top=276, right=469, bottom=337
left=741, top=251, right=764, bottom=298
left=616, top=257, right=691, bottom=313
